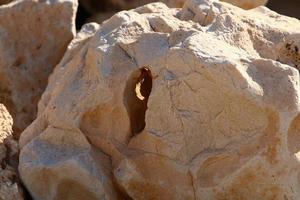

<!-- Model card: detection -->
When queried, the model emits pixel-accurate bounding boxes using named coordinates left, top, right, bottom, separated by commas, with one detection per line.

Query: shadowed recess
left=124, top=67, right=153, bottom=136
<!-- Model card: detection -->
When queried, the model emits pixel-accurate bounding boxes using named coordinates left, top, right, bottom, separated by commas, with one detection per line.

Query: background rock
left=0, top=104, right=23, bottom=200
left=0, top=0, right=77, bottom=138
left=19, top=0, right=300, bottom=199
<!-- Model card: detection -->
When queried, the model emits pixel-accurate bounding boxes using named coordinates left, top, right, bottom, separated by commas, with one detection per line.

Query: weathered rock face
left=0, top=0, right=77, bottom=137
left=19, top=0, right=300, bottom=199
left=0, top=104, right=23, bottom=200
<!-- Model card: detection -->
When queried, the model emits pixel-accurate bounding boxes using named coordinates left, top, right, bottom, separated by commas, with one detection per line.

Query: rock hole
left=124, top=67, right=153, bottom=136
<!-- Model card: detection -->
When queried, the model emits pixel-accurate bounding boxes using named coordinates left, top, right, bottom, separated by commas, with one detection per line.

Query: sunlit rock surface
left=20, top=0, right=300, bottom=199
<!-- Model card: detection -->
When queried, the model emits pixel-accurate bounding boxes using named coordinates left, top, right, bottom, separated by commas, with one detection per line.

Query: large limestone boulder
left=0, top=0, right=77, bottom=137
left=20, top=0, right=300, bottom=199
left=0, top=104, right=23, bottom=200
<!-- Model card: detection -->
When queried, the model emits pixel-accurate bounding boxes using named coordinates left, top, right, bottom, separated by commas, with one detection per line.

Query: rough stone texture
left=20, top=0, right=300, bottom=199
left=0, top=0, right=77, bottom=137
left=0, top=104, right=23, bottom=200
left=0, top=104, right=12, bottom=143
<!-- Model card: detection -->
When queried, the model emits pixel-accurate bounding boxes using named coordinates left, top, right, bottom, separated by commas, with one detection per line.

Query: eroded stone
left=19, top=0, right=300, bottom=199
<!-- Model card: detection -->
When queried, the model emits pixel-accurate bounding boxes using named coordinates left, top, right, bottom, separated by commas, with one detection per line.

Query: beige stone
left=0, top=0, right=77, bottom=137
left=0, top=104, right=23, bottom=200
left=19, top=0, right=300, bottom=199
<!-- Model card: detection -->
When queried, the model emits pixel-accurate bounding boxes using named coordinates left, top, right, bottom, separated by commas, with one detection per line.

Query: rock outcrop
left=19, top=0, right=300, bottom=199
left=0, top=104, right=23, bottom=200
left=0, top=0, right=77, bottom=137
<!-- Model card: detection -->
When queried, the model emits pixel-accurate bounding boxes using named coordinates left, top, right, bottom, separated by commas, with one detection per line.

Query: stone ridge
left=19, top=0, right=300, bottom=199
